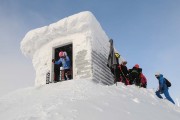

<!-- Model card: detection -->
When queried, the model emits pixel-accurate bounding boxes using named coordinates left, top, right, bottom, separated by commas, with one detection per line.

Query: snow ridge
left=0, top=79, right=180, bottom=120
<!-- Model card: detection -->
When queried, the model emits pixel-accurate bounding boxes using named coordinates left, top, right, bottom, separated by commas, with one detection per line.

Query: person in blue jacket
left=53, top=51, right=71, bottom=80
left=155, top=73, right=175, bottom=104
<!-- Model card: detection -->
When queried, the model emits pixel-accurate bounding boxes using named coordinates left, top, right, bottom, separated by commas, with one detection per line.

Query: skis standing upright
left=46, top=70, right=50, bottom=84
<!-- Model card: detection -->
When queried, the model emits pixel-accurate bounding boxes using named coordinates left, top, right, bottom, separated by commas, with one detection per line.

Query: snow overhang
left=20, top=11, right=100, bottom=58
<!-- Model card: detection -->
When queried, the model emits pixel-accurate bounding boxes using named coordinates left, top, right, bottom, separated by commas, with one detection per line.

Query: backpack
left=164, top=78, right=171, bottom=87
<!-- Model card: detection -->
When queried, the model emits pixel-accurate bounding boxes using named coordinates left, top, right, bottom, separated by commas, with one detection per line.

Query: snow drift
left=0, top=79, right=180, bottom=120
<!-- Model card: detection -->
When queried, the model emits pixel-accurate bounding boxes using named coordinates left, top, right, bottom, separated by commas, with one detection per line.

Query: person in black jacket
left=119, top=61, right=129, bottom=85
left=128, top=64, right=142, bottom=86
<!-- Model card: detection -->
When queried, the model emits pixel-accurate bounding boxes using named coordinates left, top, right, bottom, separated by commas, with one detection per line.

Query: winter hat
left=122, top=61, right=127, bottom=65
left=59, top=51, right=64, bottom=57
left=155, top=72, right=160, bottom=77
left=134, top=64, right=139, bottom=68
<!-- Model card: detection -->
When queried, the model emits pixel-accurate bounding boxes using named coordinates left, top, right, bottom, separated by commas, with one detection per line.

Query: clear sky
left=0, top=0, right=180, bottom=101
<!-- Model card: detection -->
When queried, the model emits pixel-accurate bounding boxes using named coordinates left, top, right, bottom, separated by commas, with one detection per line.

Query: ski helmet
left=134, top=64, right=139, bottom=68
left=155, top=72, right=160, bottom=77
left=59, top=51, right=64, bottom=57
left=122, top=61, right=127, bottom=65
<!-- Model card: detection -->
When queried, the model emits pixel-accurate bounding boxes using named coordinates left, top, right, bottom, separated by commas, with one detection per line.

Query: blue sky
left=0, top=0, right=180, bottom=101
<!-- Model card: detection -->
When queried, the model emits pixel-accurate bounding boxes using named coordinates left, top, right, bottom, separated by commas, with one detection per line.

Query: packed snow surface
left=0, top=79, right=180, bottom=120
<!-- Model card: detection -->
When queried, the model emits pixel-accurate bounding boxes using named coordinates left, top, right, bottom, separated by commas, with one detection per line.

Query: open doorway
left=53, top=44, right=73, bottom=82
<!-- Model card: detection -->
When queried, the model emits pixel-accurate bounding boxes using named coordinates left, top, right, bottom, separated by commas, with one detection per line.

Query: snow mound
left=0, top=79, right=180, bottom=120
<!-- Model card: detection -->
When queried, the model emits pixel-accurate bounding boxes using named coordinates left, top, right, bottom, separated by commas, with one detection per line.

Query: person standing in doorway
left=52, top=51, right=71, bottom=80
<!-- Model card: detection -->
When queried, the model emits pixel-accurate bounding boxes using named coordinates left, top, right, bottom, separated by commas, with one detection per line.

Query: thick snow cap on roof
left=20, top=11, right=101, bottom=58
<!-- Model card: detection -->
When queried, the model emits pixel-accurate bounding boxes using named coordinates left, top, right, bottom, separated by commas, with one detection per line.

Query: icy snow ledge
left=20, top=11, right=100, bottom=58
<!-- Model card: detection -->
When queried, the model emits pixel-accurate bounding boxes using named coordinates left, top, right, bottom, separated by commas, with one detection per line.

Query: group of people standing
left=113, top=60, right=147, bottom=88
left=107, top=39, right=147, bottom=88
left=111, top=57, right=175, bottom=105
left=107, top=39, right=175, bottom=104
left=110, top=58, right=175, bottom=104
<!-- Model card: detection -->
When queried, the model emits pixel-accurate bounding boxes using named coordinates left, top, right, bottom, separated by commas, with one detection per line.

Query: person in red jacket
left=140, top=73, right=147, bottom=88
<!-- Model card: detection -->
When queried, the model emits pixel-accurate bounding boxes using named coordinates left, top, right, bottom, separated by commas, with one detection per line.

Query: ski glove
left=52, top=59, right=55, bottom=63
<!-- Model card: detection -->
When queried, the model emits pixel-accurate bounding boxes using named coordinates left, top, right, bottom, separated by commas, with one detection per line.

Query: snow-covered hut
left=21, top=11, right=123, bottom=86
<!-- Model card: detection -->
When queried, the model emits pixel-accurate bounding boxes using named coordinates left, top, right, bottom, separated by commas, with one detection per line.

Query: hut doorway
left=53, top=44, right=73, bottom=82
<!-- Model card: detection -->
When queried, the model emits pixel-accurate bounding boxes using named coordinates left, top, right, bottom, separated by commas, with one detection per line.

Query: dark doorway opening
left=54, top=44, right=73, bottom=82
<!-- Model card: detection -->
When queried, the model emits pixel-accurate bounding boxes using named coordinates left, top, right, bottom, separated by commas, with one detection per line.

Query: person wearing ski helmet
left=59, top=51, right=64, bottom=58
left=155, top=73, right=175, bottom=104
left=53, top=51, right=71, bottom=80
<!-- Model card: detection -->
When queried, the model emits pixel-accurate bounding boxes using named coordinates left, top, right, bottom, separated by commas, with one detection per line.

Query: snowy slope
left=0, top=79, right=180, bottom=120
